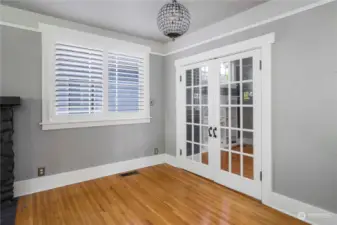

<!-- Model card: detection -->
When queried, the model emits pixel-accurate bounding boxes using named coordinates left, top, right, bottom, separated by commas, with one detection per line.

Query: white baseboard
left=265, top=192, right=337, bottom=225
left=14, top=154, right=337, bottom=225
left=165, top=154, right=180, bottom=168
left=14, top=154, right=166, bottom=197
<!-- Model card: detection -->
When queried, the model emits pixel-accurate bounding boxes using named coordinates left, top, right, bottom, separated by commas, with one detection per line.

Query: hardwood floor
left=15, top=164, right=307, bottom=225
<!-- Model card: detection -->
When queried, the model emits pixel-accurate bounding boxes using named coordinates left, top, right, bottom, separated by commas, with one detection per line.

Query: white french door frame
left=175, top=33, right=275, bottom=204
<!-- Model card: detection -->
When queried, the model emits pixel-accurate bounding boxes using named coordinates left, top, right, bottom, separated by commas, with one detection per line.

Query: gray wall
left=0, top=26, right=165, bottom=181
left=164, top=2, right=337, bottom=213
left=1, top=0, right=336, bottom=215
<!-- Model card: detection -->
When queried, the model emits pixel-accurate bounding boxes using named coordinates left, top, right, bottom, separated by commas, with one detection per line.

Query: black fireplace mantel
left=0, top=97, right=21, bottom=107
left=1, top=96, right=21, bottom=224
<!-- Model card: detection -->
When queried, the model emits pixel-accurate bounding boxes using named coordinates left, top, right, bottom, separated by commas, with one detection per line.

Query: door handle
left=213, top=127, right=217, bottom=138
left=208, top=127, right=213, bottom=137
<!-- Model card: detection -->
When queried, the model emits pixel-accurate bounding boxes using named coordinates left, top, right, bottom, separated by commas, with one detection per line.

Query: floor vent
left=119, top=170, right=139, bottom=177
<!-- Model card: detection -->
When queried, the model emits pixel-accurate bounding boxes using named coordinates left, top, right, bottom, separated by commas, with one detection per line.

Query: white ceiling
left=2, top=0, right=267, bottom=43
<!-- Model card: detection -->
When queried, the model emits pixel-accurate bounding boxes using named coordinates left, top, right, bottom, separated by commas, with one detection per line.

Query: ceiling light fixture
left=157, top=0, right=191, bottom=41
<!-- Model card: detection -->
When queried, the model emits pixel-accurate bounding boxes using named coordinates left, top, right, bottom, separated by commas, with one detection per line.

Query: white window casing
left=40, top=23, right=151, bottom=130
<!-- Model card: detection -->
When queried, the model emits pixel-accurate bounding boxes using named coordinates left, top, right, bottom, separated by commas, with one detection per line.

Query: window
left=107, top=52, right=145, bottom=112
left=55, top=43, right=104, bottom=115
left=40, top=24, right=150, bottom=130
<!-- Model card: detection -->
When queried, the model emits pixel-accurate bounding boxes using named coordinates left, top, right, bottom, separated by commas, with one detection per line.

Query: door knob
left=213, top=127, right=217, bottom=138
left=208, top=127, right=213, bottom=137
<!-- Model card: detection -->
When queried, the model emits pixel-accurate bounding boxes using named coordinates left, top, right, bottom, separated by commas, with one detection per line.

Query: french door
left=179, top=49, right=262, bottom=199
left=180, top=61, right=214, bottom=180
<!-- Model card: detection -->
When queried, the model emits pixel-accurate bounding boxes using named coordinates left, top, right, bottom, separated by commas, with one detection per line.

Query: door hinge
left=260, top=171, right=263, bottom=181
left=259, top=60, right=262, bottom=70
left=180, top=75, right=182, bottom=82
left=180, top=149, right=182, bottom=156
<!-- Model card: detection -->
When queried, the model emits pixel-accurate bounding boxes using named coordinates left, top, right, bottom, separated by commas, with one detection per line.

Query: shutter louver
left=54, top=43, right=104, bottom=115
left=108, top=53, right=144, bottom=112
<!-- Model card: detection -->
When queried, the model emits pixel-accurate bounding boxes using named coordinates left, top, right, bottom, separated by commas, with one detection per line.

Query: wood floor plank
left=16, top=164, right=308, bottom=225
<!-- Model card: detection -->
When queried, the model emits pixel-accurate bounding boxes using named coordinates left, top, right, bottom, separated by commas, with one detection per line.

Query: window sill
left=40, top=117, right=151, bottom=130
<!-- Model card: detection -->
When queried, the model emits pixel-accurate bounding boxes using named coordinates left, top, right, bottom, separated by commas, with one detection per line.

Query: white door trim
left=175, top=33, right=274, bottom=67
left=175, top=32, right=275, bottom=203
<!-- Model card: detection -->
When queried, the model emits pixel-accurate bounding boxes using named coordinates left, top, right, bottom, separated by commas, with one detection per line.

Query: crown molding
left=164, top=0, right=335, bottom=56
left=0, top=21, right=40, bottom=32
left=1, top=0, right=335, bottom=56
left=0, top=5, right=166, bottom=55
left=0, top=21, right=165, bottom=56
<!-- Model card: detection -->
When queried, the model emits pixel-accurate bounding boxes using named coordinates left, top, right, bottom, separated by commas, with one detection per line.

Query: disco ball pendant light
left=157, top=0, right=191, bottom=40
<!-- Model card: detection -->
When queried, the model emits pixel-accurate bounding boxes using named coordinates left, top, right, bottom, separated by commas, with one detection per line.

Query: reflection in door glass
left=193, top=106, right=200, bottom=124
left=243, top=155, right=254, bottom=180
left=201, top=106, right=208, bottom=125
left=201, top=146, right=208, bottom=165
left=186, top=125, right=192, bottom=141
left=201, top=66, right=208, bottom=85
left=220, top=128, right=229, bottom=149
left=201, top=126, right=209, bottom=145
left=193, top=68, right=200, bottom=86
left=230, top=107, right=240, bottom=128
left=231, top=84, right=240, bottom=105
left=186, top=88, right=192, bottom=105
left=193, top=87, right=200, bottom=105
left=243, top=131, right=254, bottom=155
left=220, top=63, right=229, bottom=84
left=221, top=151, right=229, bottom=171
left=242, top=82, right=253, bottom=105
left=186, top=70, right=192, bottom=87
left=220, top=107, right=229, bottom=127
left=194, top=125, right=200, bottom=143
left=243, top=107, right=253, bottom=130
left=230, top=60, right=240, bottom=82
left=231, top=129, right=240, bottom=148
left=186, top=142, right=192, bottom=159
left=193, top=144, right=200, bottom=162
left=231, top=130, right=241, bottom=153
left=220, top=84, right=229, bottom=105
left=186, top=106, right=192, bottom=123
left=242, top=57, right=253, bottom=80
left=231, top=153, right=241, bottom=176
left=201, top=87, right=208, bottom=104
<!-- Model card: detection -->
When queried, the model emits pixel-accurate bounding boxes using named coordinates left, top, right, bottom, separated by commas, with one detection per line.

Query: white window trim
left=40, top=23, right=151, bottom=130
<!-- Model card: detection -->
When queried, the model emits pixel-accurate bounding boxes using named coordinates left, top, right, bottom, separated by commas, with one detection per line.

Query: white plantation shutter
left=108, top=53, right=145, bottom=112
left=54, top=43, right=104, bottom=115
left=41, top=23, right=150, bottom=130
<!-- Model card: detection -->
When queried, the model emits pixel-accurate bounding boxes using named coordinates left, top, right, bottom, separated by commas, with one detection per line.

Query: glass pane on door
left=185, top=66, right=209, bottom=164
left=219, top=57, right=256, bottom=180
